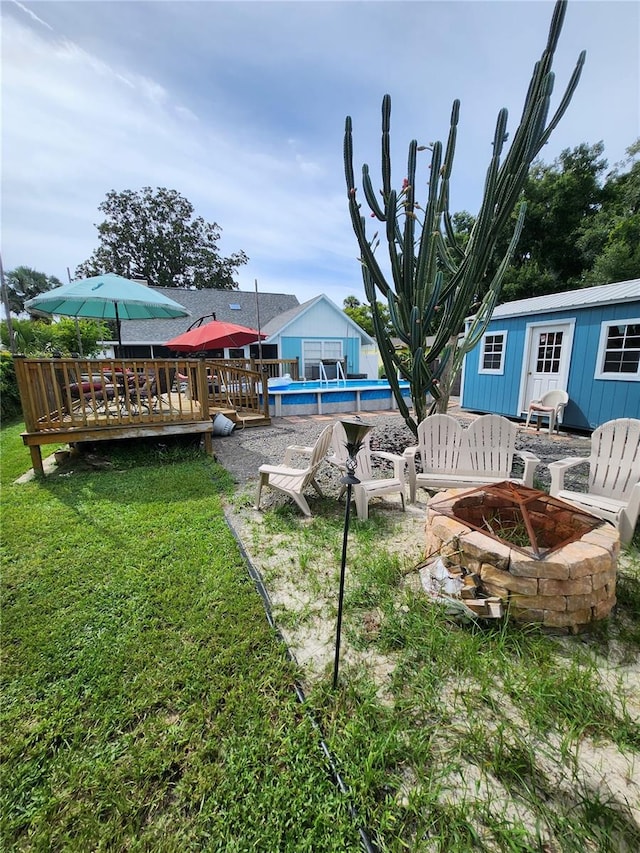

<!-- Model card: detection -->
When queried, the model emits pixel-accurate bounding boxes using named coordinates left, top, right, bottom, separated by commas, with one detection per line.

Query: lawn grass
left=1, top=427, right=360, bottom=851
left=3, top=424, right=640, bottom=852
left=231, top=488, right=640, bottom=852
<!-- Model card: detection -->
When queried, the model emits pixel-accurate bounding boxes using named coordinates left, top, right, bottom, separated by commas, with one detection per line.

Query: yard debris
left=418, top=555, right=504, bottom=620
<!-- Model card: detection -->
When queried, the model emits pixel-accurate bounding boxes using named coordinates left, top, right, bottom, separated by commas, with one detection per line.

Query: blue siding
left=462, top=301, right=640, bottom=430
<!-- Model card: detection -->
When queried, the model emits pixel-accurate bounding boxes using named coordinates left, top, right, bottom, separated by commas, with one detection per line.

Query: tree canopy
left=75, top=187, right=248, bottom=290
left=488, top=139, right=639, bottom=302
left=5, top=266, right=63, bottom=314
left=343, top=297, right=392, bottom=338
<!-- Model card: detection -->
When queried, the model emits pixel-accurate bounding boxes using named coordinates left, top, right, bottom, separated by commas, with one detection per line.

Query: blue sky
left=2, top=0, right=638, bottom=308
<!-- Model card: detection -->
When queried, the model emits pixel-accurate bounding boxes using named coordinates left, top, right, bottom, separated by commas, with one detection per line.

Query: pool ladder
left=319, top=360, right=347, bottom=386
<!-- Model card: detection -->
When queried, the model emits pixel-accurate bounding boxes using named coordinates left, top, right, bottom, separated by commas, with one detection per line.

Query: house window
left=303, top=340, right=342, bottom=379
left=595, top=318, right=640, bottom=381
left=479, top=331, right=507, bottom=374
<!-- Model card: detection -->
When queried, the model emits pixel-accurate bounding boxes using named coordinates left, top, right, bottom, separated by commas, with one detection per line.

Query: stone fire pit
left=425, top=483, right=620, bottom=633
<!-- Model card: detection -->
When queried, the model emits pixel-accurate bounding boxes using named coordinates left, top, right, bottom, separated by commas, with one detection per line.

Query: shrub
left=0, top=353, right=23, bottom=423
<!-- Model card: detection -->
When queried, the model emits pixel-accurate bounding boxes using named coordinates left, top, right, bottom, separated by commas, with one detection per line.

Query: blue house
left=260, top=294, right=376, bottom=380
left=461, top=279, right=640, bottom=430
left=121, top=288, right=377, bottom=379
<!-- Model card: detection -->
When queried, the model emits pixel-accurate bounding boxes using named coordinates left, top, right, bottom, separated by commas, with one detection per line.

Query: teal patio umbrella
left=24, top=272, right=190, bottom=347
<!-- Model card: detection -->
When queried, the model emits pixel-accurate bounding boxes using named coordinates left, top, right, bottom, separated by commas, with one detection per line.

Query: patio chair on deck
left=549, top=417, right=640, bottom=545
left=129, top=367, right=176, bottom=412
left=255, top=423, right=333, bottom=516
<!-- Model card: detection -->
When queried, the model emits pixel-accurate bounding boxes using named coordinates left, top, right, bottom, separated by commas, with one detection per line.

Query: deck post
left=29, top=445, right=44, bottom=476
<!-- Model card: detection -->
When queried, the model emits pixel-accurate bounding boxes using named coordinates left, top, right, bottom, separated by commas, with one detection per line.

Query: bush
left=0, top=353, right=23, bottom=423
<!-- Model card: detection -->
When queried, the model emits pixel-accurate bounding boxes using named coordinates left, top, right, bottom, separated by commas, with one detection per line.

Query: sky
left=2, top=0, right=639, bottom=309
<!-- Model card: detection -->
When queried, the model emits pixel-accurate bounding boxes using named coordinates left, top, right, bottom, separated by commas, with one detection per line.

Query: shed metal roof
left=490, top=279, right=640, bottom=320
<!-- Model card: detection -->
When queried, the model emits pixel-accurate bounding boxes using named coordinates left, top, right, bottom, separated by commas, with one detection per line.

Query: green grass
left=1, top=428, right=360, bottom=851
left=3, top=425, right=640, bottom=852
left=236, top=482, right=640, bottom=852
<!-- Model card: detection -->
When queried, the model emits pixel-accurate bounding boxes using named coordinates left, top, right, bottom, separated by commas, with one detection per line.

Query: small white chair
left=255, top=423, right=334, bottom=516
left=329, top=421, right=406, bottom=520
left=525, top=389, right=569, bottom=435
left=549, top=418, right=640, bottom=545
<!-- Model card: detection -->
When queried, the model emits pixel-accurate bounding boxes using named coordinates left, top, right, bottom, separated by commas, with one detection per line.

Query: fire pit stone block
left=425, top=487, right=620, bottom=634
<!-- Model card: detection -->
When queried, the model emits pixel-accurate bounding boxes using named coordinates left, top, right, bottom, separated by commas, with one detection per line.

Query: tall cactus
left=344, top=0, right=585, bottom=436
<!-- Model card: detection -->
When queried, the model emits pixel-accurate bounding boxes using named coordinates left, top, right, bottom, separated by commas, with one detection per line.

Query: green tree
left=1, top=318, right=108, bottom=357
left=578, top=139, right=640, bottom=285
left=498, top=142, right=607, bottom=301
left=76, top=187, right=248, bottom=290
left=6, top=267, right=63, bottom=314
left=345, top=0, right=584, bottom=431
left=343, top=297, right=392, bottom=337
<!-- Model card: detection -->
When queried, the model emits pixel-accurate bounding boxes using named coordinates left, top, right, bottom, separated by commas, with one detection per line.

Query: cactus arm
left=343, top=0, right=583, bottom=435
left=381, top=94, right=392, bottom=198
left=362, top=165, right=386, bottom=220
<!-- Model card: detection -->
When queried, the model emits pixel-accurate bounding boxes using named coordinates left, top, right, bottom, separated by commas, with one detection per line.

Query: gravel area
left=211, top=407, right=593, bottom=495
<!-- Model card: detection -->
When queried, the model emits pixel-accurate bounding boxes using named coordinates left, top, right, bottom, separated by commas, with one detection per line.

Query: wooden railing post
left=195, top=361, right=211, bottom=422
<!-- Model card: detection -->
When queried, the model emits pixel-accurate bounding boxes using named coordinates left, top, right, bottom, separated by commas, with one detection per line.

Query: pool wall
left=267, top=380, right=412, bottom=417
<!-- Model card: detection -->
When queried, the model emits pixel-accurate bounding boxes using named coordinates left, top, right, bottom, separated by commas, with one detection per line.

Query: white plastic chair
left=404, top=413, right=540, bottom=502
left=255, top=423, right=333, bottom=516
left=329, top=421, right=406, bottom=520
left=462, top=414, right=539, bottom=487
left=525, top=389, right=569, bottom=435
left=549, top=418, right=640, bottom=545
left=404, top=414, right=464, bottom=503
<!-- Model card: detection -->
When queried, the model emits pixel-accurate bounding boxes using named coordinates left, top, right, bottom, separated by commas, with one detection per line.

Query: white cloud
left=1, top=1, right=638, bottom=309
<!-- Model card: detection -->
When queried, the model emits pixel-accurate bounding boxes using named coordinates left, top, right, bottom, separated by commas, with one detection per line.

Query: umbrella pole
left=115, top=303, right=122, bottom=352
left=74, top=318, right=84, bottom=356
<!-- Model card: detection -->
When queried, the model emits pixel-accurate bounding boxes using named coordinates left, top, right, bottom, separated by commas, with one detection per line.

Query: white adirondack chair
left=255, top=423, right=334, bottom=516
left=329, top=421, right=406, bottom=520
left=525, top=389, right=569, bottom=435
left=462, top=414, right=539, bottom=486
left=549, top=418, right=640, bottom=545
left=404, top=414, right=464, bottom=503
left=404, top=414, right=540, bottom=503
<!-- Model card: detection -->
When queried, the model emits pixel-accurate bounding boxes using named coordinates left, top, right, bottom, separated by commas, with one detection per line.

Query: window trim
left=594, top=317, right=640, bottom=382
left=478, top=330, right=508, bottom=375
left=302, top=339, right=343, bottom=379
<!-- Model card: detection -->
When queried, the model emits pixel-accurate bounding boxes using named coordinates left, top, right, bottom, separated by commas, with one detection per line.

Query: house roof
left=261, top=294, right=375, bottom=344
left=121, top=287, right=299, bottom=344
left=490, top=279, right=640, bottom=320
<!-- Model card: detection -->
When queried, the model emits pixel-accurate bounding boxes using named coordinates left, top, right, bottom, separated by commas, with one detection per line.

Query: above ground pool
left=267, top=378, right=412, bottom=417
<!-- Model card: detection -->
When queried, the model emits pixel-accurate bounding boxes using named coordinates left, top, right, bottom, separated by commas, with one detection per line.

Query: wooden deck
left=14, top=357, right=273, bottom=475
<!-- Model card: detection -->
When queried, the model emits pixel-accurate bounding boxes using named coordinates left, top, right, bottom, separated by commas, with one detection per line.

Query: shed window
left=595, top=319, right=640, bottom=381
left=479, top=331, right=507, bottom=374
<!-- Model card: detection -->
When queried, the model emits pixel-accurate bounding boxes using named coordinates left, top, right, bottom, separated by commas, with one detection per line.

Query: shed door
left=521, top=322, right=573, bottom=412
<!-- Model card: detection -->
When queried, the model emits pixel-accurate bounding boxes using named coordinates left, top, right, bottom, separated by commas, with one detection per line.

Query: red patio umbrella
left=165, top=317, right=266, bottom=352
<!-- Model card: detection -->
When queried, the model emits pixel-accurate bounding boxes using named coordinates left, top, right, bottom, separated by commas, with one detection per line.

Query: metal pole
left=0, top=252, right=16, bottom=354
left=255, top=278, right=263, bottom=364
left=333, top=481, right=353, bottom=691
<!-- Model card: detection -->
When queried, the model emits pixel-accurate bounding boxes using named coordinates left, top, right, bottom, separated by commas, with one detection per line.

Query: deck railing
left=13, top=357, right=271, bottom=474
left=217, top=357, right=299, bottom=380
left=14, top=357, right=271, bottom=434
left=14, top=358, right=212, bottom=432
